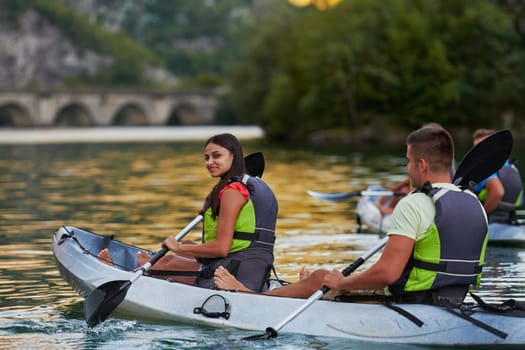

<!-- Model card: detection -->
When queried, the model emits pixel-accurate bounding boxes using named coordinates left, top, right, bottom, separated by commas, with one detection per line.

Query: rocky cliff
left=0, top=9, right=110, bottom=88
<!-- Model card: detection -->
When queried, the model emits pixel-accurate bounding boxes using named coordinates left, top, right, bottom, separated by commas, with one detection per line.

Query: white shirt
left=386, top=183, right=462, bottom=241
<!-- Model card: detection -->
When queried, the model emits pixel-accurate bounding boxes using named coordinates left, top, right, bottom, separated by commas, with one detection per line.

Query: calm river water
left=0, top=130, right=524, bottom=349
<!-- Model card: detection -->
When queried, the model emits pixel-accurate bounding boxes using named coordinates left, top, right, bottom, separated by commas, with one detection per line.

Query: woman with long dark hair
left=99, top=133, right=278, bottom=292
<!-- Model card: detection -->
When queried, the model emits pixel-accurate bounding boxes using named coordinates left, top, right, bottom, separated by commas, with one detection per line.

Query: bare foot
left=98, top=248, right=113, bottom=266
left=214, top=266, right=251, bottom=292
left=136, top=251, right=151, bottom=266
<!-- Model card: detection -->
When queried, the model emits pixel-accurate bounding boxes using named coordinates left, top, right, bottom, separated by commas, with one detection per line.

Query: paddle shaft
left=269, top=237, right=388, bottom=334
left=360, top=190, right=404, bottom=197
left=307, top=189, right=406, bottom=202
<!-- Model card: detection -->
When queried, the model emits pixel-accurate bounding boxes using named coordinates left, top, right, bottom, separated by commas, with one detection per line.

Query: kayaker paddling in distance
left=471, top=128, right=524, bottom=223
left=374, top=177, right=411, bottom=216
left=99, top=133, right=278, bottom=292
left=215, top=126, right=489, bottom=305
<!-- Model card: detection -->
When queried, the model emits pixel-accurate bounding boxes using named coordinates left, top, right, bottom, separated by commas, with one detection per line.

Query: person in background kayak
left=472, top=128, right=523, bottom=223
left=99, top=133, right=278, bottom=292
left=215, top=127, right=488, bottom=305
left=375, top=178, right=412, bottom=216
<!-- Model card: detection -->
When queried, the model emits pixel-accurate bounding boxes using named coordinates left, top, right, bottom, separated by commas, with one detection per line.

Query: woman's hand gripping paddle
left=244, top=129, right=513, bottom=341
left=84, top=152, right=266, bottom=327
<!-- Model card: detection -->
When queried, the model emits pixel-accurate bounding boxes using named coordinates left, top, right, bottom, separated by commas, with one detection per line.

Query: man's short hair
left=407, top=127, right=454, bottom=173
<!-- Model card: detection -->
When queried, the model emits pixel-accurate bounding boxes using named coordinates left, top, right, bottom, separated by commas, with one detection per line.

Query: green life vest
left=203, top=200, right=255, bottom=253
left=202, top=174, right=277, bottom=254
left=389, top=184, right=488, bottom=298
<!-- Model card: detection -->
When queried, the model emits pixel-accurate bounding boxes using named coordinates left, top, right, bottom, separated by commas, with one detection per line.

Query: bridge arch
left=0, top=89, right=218, bottom=127
left=54, top=102, right=94, bottom=127
left=112, top=102, right=149, bottom=126
left=0, top=102, right=33, bottom=127
left=168, top=102, right=201, bottom=125
left=166, top=109, right=182, bottom=125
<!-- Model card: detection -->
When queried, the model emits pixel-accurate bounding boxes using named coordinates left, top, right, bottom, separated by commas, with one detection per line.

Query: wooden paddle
left=84, top=151, right=266, bottom=327
left=244, top=129, right=513, bottom=340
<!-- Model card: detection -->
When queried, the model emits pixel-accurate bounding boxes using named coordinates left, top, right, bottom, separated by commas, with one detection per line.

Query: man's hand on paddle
left=322, top=269, right=345, bottom=291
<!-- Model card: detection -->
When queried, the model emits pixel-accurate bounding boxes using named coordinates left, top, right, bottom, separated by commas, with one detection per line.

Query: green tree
left=94, top=0, right=255, bottom=83
left=228, top=0, right=525, bottom=141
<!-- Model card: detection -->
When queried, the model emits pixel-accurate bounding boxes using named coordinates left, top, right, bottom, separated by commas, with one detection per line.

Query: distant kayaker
left=215, top=126, right=488, bottom=306
left=99, top=133, right=278, bottom=292
left=472, top=128, right=523, bottom=223
left=375, top=177, right=411, bottom=216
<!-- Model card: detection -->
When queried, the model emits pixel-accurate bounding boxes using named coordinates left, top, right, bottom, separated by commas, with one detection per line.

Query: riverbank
left=309, top=125, right=525, bottom=147
left=0, top=125, right=265, bottom=144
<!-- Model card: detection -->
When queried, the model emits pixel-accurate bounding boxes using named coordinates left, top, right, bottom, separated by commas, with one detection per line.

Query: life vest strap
left=412, top=259, right=482, bottom=275
left=233, top=229, right=275, bottom=244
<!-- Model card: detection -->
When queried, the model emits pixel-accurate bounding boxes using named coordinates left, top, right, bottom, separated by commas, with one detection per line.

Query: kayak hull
left=52, top=226, right=525, bottom=346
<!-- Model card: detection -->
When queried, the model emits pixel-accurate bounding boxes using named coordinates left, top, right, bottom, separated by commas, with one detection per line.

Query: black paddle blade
left=453, top=129, right=513, bottom=188
left=243, top=327, right=278, bottom=341
left=245, top=152, right=265, bottom=178
left=84, top=280, right=131, bottom=327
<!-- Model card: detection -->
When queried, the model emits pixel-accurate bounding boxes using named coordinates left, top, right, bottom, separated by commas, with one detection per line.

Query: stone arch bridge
left=0, top=88, right=219, bottom=127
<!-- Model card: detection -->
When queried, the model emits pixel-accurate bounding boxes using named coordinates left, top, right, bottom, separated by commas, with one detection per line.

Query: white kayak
left=487, top=223, right=525, bottom=247
left=52, top=225, right=525, bottom=347
left=357, top=188, right=525, bottom=247
left=356, top=190, right=393, bottom=233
